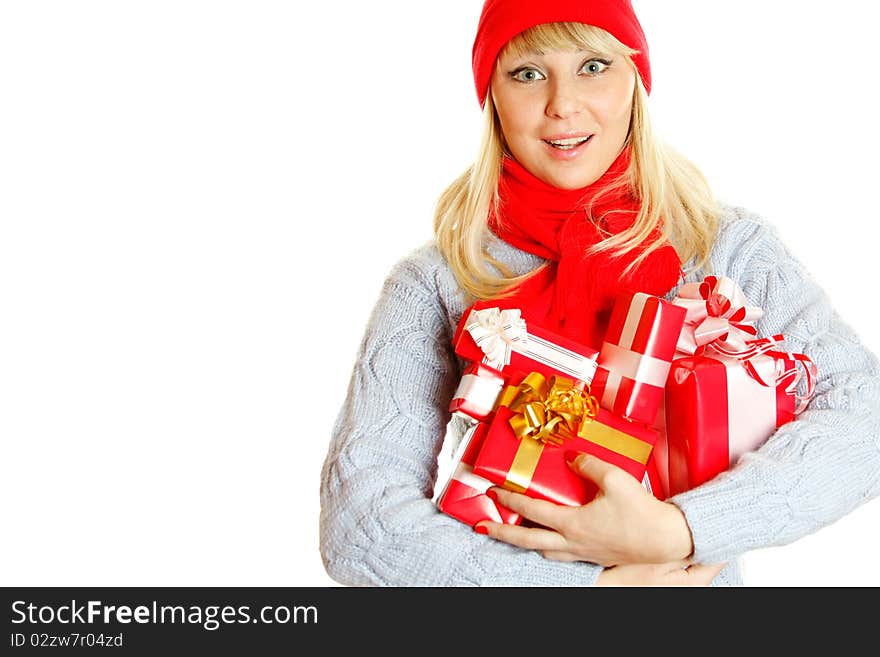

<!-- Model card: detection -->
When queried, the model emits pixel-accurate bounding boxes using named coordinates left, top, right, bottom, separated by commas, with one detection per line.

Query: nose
left=545, top=76, right=584, bottom=119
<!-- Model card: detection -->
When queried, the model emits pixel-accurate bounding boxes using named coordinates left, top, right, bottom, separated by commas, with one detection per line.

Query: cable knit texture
left=319, top=205, right=880, bottom=586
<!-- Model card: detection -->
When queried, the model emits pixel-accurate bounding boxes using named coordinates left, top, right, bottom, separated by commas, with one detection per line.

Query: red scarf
left=480, top=147, right=682, bottom=349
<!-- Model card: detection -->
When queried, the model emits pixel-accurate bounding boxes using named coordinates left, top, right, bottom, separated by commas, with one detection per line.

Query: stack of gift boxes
left=435, top=277, right=817, bottom=528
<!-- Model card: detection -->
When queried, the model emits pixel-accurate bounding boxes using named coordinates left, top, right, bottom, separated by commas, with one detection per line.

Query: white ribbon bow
left=464, top=308, right=528, bottom=370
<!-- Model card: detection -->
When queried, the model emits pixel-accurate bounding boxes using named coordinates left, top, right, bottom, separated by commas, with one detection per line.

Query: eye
left=511, top=67, right=546, bottom=83
left=581, top=59, right=612, bottom=75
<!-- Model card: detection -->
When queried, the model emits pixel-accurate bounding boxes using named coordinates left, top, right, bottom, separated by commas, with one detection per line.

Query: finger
left=662, top=559, right=693, bottom=573
left=683, top=562, right=726, bottom=585
left=475, top=521, right=568, bottom=552
left=539, top=550, right=580, bottom=563
left=487, top=487, right=572, bottom=530
left=567, top=453, right=622, bottom=490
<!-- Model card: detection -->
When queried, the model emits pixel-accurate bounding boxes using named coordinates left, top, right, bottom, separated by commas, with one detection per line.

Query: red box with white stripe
left=590, top=292, right=687, bottom=425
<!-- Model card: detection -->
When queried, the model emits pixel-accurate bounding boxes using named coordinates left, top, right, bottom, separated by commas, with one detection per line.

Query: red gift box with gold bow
left=470, top=372, right=659, bottom=506
left=662, top=276, right=817, bottom=496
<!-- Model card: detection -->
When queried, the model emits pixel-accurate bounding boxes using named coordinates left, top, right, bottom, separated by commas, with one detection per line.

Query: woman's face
left=491, top=47, right=636, bottom=190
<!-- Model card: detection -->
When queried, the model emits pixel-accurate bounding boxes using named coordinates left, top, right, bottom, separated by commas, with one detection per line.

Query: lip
left=542, top=131, right=593, bottom=141
left=542, top=134, right=593, bottom=160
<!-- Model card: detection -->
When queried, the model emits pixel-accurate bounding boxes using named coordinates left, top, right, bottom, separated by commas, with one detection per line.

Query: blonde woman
left=319, top=0, right=880, bottom=586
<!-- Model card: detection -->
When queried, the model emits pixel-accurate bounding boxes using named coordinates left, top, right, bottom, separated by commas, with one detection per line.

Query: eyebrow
left=507, top=48, right=606, bottom=62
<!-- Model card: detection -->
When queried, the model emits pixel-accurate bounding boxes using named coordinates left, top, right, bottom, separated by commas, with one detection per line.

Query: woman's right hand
left=596, top=560, right=726, bottom=586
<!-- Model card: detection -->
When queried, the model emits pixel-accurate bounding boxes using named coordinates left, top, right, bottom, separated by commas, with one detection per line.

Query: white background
left=1, top=1, right=878, bottom=587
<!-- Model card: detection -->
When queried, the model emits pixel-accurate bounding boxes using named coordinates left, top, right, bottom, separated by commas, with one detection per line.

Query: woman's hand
left=596, top=561, right=726, bottom=586
left=474, top=453, right=695, bottom=566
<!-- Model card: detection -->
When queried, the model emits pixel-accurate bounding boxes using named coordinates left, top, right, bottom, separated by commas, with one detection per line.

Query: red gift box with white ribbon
left=435, top=421, right=521, bottom=527
left=449, top=362, right=506, bottom=422
left=662, top=276, right=816, bottom=496
left=590, top=291, right=687, bottom=426
left=451, top=306, right=599, bottom=386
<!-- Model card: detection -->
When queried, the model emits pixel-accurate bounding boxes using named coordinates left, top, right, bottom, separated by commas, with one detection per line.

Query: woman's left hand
left=475, top=453, right=695, bottom=567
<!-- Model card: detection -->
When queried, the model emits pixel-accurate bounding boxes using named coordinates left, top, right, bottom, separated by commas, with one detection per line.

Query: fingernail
left=485, top=488, right=499, bottom=502
left=473, top=524, right=489, bottom=535
left=564, top=450, right=580, bottom=463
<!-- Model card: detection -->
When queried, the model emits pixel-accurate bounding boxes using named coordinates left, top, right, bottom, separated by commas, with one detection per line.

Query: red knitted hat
left=472, top=0, right=651, bottom=107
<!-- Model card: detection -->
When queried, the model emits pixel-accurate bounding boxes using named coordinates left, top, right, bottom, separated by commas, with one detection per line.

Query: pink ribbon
left=763, top=350, right=818, bottom=415
left=673, top=275, right=817, bottom=415
left=672, top=275, right=764, bottom=357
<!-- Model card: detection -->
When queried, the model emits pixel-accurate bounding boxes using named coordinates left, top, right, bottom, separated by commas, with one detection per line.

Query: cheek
left=493, top=84, right=541, bottom=135
left=497, top=110, right=539, bottom=153
left=496, top=98, right=531, bottom=135
left=593, top=77, right=635, bottom=124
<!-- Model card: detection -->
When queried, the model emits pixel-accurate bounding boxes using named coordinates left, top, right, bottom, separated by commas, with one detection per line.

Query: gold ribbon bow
left=495, top=373, right=599, bottom=493
left=494, top=372, right=653, bottom=495
left=500, top=372, right=599, bottom=446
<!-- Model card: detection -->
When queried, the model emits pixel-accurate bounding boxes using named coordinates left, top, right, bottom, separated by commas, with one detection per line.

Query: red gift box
left=436, top=421, right=521, bottom=527
left=591, top=291, right=687, bottom=426
left=448, top=362, right=506, bottom=422
left=643, top=451, right=666, bottom=500
left=662, top=275, right=816, bottom=495
left=640, top=396, right=669, bottom=500
left=665, top=350, right=813, bottom=495
left=452, top=306, right=598, bottom=385
left=471, top=373, right=659, bottom=507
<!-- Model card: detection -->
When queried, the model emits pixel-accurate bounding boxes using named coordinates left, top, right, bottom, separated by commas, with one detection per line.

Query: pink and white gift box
left=663, top=275, right=816, bottom=495
left=665, top=348, right=814, bottom=495
left=590, top=291, right=687, bottom=425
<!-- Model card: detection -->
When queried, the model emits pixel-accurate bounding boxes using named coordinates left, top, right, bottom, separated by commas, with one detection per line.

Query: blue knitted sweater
left=319, top=205, right=880, bottom=586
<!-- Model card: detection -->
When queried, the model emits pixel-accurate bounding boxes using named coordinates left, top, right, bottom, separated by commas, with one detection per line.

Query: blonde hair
left=433, top=22, right=720, bottom=303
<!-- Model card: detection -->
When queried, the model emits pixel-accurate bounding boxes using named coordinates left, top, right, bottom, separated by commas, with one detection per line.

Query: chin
left=545, top=169, right=600, bottom=190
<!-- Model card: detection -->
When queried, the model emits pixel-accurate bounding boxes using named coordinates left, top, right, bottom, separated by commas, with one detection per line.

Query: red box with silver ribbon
left=590, top=292, right=687, bottom=425
left=662, top=276, right=817, bottom=495
left=450, top=306, right=599, bottom=410
left=435, top=421, right=521, bottom=527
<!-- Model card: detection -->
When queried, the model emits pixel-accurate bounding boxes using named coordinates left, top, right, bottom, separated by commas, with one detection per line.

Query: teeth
left=547, top=136, right=590, bottom=146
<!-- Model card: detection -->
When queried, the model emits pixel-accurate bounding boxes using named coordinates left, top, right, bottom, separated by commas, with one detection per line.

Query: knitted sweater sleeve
left=669, top=210, right=880, bottom=566
left=319, top=244, right=603, bottom=586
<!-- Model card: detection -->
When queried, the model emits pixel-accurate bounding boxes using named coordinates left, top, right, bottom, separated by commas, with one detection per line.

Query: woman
left=319, top=0, right=880, bottom=586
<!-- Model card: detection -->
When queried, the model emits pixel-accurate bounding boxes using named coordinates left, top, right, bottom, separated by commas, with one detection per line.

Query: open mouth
left=543, top=135, right=593, bottom=150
